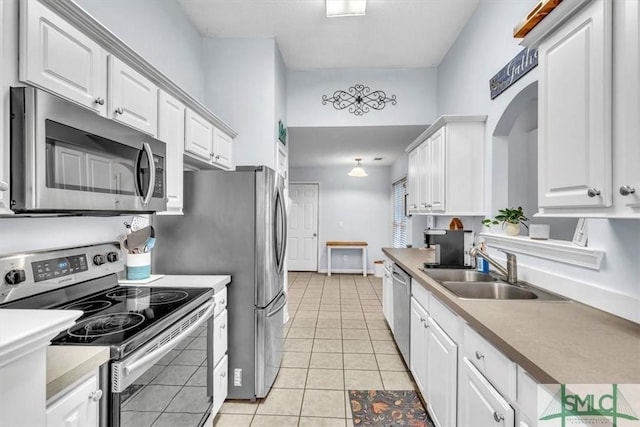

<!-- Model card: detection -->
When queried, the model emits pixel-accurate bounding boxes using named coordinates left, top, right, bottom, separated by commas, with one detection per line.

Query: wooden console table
left=326, top=241, right=368, bottom=276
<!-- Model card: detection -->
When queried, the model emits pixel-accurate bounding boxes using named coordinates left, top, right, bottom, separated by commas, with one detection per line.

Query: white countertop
left=0, top=309, right=83, bottom=368
left=120, top=274, right=230, bottom=293
left=46, top=346, right=110, bottom=399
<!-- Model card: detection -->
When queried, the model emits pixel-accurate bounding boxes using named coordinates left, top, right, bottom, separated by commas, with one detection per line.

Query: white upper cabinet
left=108, top=56, right=158, bottom=137
left=158, top=90, right=185, bottom=214
left=613, top=0, right=640, bottom=215
left=185, top=109, right=214, bottom=162
left=406, top=115, right=486, bottom=216
left=407, top=148, right=421, bottom=214
left=19, top=0, right=107, bottom=115
left=212, top=127, right=233, bottom=170
left=537, top=0, right=612, bottom=211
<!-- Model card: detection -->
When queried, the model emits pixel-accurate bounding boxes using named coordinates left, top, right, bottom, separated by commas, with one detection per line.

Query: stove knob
left=93, top=255, right=106, bottom=266
left=5, top=269, right=26, bottom=285
left=106, top=252, right=119, bottom=263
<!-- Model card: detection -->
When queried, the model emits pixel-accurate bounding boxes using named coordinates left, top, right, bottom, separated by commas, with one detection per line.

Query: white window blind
left=392, top=178, right=407, bottom=248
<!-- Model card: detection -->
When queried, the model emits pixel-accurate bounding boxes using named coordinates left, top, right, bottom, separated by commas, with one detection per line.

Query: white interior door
left=287, top=183, right=319, bottom=271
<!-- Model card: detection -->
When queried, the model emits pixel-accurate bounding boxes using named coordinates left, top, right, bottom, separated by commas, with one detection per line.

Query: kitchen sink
left=440, top=281, right=567, bottom=301
left=420, top=269, right=496, bottom=283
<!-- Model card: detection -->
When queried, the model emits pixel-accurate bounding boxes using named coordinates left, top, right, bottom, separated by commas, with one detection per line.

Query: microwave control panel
left=31, top=255, right=88, bottom=282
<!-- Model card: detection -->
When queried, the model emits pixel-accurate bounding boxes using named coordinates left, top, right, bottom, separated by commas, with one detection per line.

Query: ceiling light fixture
left=348, top=158, right=368, bottom=177
left=326, top=0, right=367, bottom=17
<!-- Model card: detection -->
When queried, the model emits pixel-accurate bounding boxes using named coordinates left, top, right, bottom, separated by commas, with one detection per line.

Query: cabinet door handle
left=493, top=411, right=505, bottom=422
left=94, top=97, right=105, bottom=105
left=475, top=350, right=485, bottom=360
left=587, top=188, right=601, bottom=197
left=620, top=185, right=636, bottom=196
left=89, top=390, right=103, bottom=402
left=115, top=107, right=124, bottom=115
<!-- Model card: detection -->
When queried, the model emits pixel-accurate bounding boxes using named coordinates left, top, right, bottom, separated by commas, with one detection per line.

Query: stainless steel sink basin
left=420, top=269, right=496, bottom=283
left=440, top=281, right=567, bottom=301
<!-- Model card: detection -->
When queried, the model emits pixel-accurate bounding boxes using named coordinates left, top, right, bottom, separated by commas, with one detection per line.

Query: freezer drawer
left=255, top=292, right=286, bottom=398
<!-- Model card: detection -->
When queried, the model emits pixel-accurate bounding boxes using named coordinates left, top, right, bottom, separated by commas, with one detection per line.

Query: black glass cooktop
left=50, top=286, right=211, bottom=351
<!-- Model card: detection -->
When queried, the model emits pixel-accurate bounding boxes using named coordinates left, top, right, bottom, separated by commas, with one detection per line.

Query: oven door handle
left=123, top=300, right=215, bottom=376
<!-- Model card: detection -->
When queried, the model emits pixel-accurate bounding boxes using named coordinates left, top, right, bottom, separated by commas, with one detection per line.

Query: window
left=392, top=178, right=407, bottom=248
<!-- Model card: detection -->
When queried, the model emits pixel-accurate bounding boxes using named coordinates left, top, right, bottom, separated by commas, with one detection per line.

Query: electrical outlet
left=234, top=368, right=242, bottom=386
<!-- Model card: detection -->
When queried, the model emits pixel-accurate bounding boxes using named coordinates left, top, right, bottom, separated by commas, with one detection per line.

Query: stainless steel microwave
left=10, top=87, right=166, bottom=213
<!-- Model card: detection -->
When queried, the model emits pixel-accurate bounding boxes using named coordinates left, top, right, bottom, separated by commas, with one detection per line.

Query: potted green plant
left=482, top=207, right=529, bottom=236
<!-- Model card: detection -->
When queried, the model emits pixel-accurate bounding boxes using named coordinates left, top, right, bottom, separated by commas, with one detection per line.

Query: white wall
left=287, top=68, right=438, bottom=127
left=289, top=166, right=391, bottom=272
left=75, top=0, right=205, bottom=101
left=203, top=38, right=280, bottom=170
left=436, top=0, right=640, bottom=318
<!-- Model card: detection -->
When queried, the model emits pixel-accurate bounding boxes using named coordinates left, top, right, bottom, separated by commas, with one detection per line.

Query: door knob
left=620, top=185, right=636, bottom=196
left=587, top=188, right=601, bottom=198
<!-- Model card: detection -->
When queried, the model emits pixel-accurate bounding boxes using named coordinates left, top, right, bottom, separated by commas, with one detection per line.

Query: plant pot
left=505, top=223, right=521, bottom=236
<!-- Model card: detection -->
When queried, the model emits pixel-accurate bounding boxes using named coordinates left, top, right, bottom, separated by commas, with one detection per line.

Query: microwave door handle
left=140, top=142, right=156, bottom=206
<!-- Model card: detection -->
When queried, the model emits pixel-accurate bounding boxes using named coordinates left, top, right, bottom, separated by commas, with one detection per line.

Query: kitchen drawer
left=213, top=309, right=228, bottom=366
left=214, top=287, right=227, bottom=318
left=212, top=354, right=228, bottom=416
left=429, top=295, right=461, bottom=342
left=463, top=324, right=517, bottom=401
left=411, top=280, right=430, bottom=310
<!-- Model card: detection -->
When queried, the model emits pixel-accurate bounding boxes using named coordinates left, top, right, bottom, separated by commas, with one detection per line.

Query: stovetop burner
left=105, top=288, right=144, bottom=300
left=68, top=312, right=146, bottom=337
left=150, top=290, right=188, bottom=305
left=63, top=299, right=113, bottom=313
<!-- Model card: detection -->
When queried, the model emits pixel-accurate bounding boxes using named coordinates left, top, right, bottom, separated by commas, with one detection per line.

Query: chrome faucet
left=470, top=247, right=518, bottom=284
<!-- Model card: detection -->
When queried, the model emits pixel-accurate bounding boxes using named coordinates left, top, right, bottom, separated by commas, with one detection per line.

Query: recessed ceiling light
left=326, top=0, right=367, bottom=17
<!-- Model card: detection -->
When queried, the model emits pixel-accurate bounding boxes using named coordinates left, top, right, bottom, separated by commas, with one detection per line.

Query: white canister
left=126, top=252, right=151, bottom=280
left=529, top=224, right=550, bottom=240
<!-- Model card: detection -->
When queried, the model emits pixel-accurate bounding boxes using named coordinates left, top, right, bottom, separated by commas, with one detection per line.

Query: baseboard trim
left=318, top=268, right=375, bottom=275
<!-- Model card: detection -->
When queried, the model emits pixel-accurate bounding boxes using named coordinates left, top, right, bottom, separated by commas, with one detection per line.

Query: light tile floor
left=212, top=272, right=418, bottom=427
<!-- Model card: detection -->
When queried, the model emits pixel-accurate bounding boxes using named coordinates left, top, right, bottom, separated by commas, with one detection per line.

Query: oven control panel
left=32, top=254, right=88, bottom=282
left=0, top=243, right=124, bottom=304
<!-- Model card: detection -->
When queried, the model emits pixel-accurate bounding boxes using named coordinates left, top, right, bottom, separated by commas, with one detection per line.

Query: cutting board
left=513, top=0, right=563, bottom=38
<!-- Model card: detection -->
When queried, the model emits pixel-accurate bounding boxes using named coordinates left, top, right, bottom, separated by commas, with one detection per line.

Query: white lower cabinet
left=46, top=370, right=101, bottom=427
left=213, top=308, right=228, bottom=367
left=410, top=297, right=428, bottom=393
left=459, top=357, right=515, bottom=427
left=212, top=354, right=228, bottom=416
left=426, top=317, right=457, bottom=427
left=410, top=291, right=457, bottom=427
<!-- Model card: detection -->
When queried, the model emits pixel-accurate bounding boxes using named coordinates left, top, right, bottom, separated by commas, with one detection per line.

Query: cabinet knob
left=215, top=154, right=221, bottom=160
left=221, top=299, right=226, bottom=305
left=620, top=185, right=636, bottom=196
left=587, top=188, right=601, bottom=198
left=475, top=350, right=485, bottom=360
left=420, top=203, right=427, bottom=207
left=221, top=323, right=226, bottom=329
left=409, top=204, right=417, bottom=209
left=89, top=390, right=103, bottom=402
left=94, top=97, right=105, bottom=105
left=420, top=317, right=425, bottom=323
left=493, top=411, right=505, bottom=422
left=0, top=181, right=8, bottom=192
left=423, top=323, right=429, bottom=329
left=221, top=371, right=226, bottom=378
left=115, top=107, right=124, bottom=115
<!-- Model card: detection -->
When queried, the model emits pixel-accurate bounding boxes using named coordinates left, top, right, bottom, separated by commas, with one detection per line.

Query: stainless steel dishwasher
left=391, top=263, right=411, bottom=366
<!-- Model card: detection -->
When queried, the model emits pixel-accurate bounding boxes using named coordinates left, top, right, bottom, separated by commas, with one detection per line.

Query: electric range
left=0, top=243, right=216, bottom=427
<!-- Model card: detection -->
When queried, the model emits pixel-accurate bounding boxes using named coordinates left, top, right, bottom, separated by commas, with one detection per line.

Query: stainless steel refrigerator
left=152, top=166, right=287, bottom=400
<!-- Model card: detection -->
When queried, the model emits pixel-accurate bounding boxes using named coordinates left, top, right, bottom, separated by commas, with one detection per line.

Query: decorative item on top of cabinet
left=19, top=0, right=108, bottom=115
left=157, top=90, right=185, bottom=215
left=405, top=115, right=486, bottom=216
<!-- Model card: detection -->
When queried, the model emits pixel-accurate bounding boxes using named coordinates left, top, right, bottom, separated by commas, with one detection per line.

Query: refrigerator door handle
left=265, top=292, right=287, bottom=318
left=274, top=185, right=287, bottom=273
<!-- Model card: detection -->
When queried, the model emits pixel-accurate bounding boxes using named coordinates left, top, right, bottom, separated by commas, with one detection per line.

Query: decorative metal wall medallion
left=322, top=84, right=397, bottom=115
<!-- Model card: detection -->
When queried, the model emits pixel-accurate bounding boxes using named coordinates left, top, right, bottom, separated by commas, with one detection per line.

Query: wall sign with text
left=489, top=47, right=538, bottom=99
